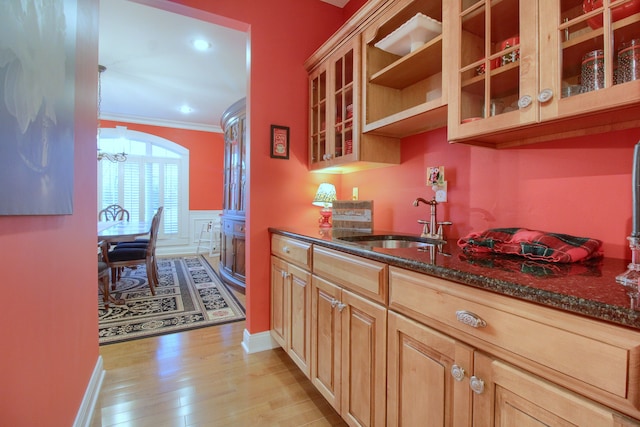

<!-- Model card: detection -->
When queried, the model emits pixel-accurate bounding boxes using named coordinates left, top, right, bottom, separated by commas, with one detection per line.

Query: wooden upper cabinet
left=448, top=0, right=640, bottom=147
left=306, top=0, right=400, bottom=174
left=361, top=0, right=450, bottom=138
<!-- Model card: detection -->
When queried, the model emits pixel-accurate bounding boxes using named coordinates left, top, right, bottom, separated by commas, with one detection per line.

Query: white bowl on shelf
left=374, top=13, right=442, bottom=56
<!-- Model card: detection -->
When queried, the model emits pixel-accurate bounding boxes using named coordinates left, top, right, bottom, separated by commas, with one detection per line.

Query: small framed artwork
left=270, top=125, right=290, bottom=159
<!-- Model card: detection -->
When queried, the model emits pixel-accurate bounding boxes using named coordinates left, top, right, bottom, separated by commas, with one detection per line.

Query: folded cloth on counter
left=457, top=227, right=603, bottom=263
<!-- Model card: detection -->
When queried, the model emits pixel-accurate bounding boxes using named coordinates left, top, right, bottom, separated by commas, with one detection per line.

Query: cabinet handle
left=331, top=299, right=338, bottom=308
left=537, top=88, right=553, bottom=103
left=455, top=310, right=487, bottom=328
left=337, top=302, right=347, bottom=312
left=282, top=246, right=290, bottom=253
left=451, top=365, right=465, bottom=381
left=470, top=376, right=485, bottom=394
left=517, top=95, right=532, bottom=109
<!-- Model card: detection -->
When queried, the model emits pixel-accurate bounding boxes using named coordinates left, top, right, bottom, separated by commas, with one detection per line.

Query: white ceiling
left=98, top=0, right=349, bottom=133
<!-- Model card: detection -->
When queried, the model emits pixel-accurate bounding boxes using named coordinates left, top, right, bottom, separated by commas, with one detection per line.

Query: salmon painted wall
left=100, top=120, right=224, bottom=210
left=165, top=0, right=347, bottom=334
left=0, top=0, right=101, bottom=425
left=341, top=126, right=640, bottom=260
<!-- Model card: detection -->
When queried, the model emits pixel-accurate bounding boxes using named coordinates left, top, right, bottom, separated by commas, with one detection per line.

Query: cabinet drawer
left=223, top=219, right=245, bottom=234
left=389, top=266, right=640, bottom=411
left=271, top=235, right=312, bottom=270
left=313, top=246, right=387, bottom=304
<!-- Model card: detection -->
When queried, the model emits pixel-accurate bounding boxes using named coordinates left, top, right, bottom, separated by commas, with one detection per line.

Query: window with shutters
left=98, top=127, right=189, bottom=244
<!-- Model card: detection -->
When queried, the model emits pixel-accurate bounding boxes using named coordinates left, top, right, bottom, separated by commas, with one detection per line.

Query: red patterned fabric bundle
left=457, top=227, right=603, bottom=263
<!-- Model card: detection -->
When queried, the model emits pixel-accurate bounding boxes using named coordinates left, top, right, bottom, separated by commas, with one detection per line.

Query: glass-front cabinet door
left=309, top=67, right=327, bottom=168
left=449, top=0, right=640, bottom=143
left=309, top=41, right=358, bottom=171
left=448, top=0, right=538, bottom=140
left=538, top=0, right=640, bottom=121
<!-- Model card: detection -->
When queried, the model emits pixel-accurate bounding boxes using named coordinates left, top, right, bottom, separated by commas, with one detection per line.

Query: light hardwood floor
left=90, top=255, right=346, bottom=427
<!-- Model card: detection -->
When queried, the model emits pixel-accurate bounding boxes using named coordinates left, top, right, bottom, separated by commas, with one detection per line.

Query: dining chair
left=100, top=207, right=163, bottom=295
left=98, top=257, right=111, bottom=307
left=98, top=204, right=130, bottom=221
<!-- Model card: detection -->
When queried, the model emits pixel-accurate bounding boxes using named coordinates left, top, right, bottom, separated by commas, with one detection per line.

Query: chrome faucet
left=413, top=197, right=451, bottom=240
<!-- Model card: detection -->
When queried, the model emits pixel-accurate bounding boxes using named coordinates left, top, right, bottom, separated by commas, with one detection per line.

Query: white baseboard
left=74, top=356, right=105, bottom=427
left=242, top=328, right=279, bottom=354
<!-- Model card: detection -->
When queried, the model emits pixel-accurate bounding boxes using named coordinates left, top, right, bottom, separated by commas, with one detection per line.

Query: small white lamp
left=312, top=183, right=337, bottom=228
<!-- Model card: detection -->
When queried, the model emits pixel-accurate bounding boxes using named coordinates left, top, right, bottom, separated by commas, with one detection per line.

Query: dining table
left=98, top=220, right=152, bottom=243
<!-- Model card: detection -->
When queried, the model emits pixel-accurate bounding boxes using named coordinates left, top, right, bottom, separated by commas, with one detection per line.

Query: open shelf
left=369, top=36, right=443, bottom=88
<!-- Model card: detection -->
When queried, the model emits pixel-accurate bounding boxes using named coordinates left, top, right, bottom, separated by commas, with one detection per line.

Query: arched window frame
left=98, top=126, right=190, bottom=245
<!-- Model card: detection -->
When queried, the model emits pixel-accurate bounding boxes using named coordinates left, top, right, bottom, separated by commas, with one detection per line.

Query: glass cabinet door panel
left=310, top=70, right=327, bottom=165
left=460, top=4, right=486, bottom=122
left=489, top=0, right=520, bottom=117
left=455, top=0, right=538, bottom=130
left=333, top=47, right=354, bottom=162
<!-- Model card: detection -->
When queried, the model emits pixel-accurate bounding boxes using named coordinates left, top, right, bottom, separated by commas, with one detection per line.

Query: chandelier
left=97, top=64, right=127, bottom=162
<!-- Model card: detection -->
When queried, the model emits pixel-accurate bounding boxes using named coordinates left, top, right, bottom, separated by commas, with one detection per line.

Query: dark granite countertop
left=269, top=226, right=640, bottom=331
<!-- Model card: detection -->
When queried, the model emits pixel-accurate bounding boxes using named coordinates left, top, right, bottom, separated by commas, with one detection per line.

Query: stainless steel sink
left=337, top=234, right=445, bottom=249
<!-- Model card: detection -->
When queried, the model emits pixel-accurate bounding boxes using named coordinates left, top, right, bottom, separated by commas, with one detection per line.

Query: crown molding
left=100, top=113, right=223, bottom=133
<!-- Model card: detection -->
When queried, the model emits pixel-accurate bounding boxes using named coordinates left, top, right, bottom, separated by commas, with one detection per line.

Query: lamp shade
left=312, top=183, right=337, bottom=207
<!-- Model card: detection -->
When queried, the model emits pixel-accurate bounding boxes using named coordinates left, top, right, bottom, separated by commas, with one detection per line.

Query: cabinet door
left=220, top=230, right=234, bottom=276
left=472, top=352, right=639, bottom=426
left=309, top=40, right=359, bottom=171
left=387, top=311, right=473, bottom=427
left=448, top=0, right=539, bottom=140
left=309, top=65, right=329, bottom=168
left=340, top=289, right=387, bottom=427
left=270, top=256, right=288, bottom=349
left=331, top=40, right=358, bottom=166
left=288, top=263, right=311, bottom=378
left=538, top=0, right=640, bottom=122
left=233, top=235, right=246, bottom=279
left=311, top=275, right=343, bottom=411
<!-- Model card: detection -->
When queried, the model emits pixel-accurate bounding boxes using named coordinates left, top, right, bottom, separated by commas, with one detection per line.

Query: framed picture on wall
left=270, top=125, right=289, bottom=160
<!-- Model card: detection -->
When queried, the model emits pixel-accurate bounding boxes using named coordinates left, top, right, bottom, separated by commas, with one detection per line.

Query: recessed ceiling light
left=180, top=105, right=194, bottom=114
left=192, top=39, right=211, bottom=51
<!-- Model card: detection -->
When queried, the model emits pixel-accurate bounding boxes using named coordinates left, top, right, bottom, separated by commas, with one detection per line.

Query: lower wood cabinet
left=219, top=216, right=245, bottom=290
left=472, top=352, right=640, bottom=427
left=311, top=274, right=387, bottom=427
left=270, top=235, right=313, bottom=378
left=387, top=311, right=473, bottom=427
left=270, top=234, right=640, bottom=426
left=270, top=255, right=311, bottom=377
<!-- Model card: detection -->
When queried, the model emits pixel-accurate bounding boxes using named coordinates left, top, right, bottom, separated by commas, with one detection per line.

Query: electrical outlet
left=434, top=182, right=447, bottom=202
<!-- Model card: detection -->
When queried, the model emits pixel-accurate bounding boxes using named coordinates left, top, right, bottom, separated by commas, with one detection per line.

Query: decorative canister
left=618, top=39, right=640, bottom=83
left=581, top=49, right=605, bottom=92
left=499, top=36, right=520, bottom=66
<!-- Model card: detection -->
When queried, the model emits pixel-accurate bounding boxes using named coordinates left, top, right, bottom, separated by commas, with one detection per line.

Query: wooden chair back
left=99, top=204, right=130, bottom=221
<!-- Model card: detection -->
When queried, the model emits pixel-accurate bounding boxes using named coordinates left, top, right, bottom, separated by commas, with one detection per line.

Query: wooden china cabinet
left=447, top=0, right=640, bottom=147
left=220, top=98, right=246, bottom=291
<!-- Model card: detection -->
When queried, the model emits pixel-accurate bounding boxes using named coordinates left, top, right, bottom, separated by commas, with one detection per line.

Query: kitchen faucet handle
left=437, top=221, right=453, bottom=240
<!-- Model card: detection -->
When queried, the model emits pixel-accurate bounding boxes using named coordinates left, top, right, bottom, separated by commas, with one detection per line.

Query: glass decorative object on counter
left=618, top=39, right=640, bottom=84
left=616, top=236, right=640, bottom=311
left=581, top=49, right=605, bottom=92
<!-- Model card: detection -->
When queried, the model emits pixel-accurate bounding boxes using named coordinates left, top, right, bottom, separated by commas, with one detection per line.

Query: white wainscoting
left=156, top=210, right=222, bottom=257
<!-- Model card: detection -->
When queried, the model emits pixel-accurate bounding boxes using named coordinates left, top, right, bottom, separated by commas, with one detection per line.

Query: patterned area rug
left=99, top=256, right=245, bottom=345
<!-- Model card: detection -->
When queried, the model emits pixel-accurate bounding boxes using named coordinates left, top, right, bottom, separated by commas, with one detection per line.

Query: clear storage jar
left=581, top=49, right=605, bottom=92
left=618, top=39, right=640, bottom=83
